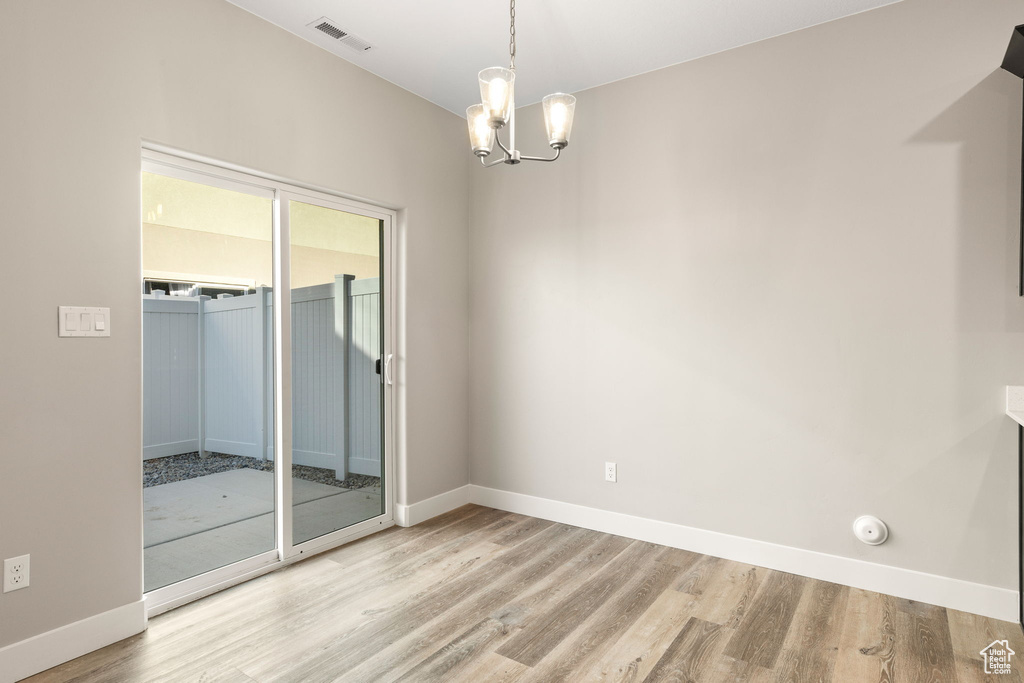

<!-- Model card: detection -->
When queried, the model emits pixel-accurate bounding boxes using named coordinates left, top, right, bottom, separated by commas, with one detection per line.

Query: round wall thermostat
left=853, top=516, right=888, bottom=545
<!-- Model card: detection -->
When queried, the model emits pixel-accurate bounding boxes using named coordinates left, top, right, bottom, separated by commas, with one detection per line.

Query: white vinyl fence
left=202, top=288, right=270, bottom=460
left=142, top=275, right=382, bottom=480
left=142, top=298, right=200, bottom=459
left=348, top=278, right=382, bottom=476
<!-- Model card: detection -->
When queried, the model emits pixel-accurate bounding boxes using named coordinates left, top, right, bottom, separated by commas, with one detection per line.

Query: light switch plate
left=58, top=306, right=110, bottom=337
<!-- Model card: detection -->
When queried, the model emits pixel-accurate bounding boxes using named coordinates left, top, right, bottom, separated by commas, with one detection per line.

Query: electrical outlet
left=605, top=462, right=617, bottom=482
left=4, top=555, right=30, bottom=593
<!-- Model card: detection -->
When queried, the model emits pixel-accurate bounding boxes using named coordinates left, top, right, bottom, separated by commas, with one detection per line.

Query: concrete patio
left=143, top=468, right=381, bottom=592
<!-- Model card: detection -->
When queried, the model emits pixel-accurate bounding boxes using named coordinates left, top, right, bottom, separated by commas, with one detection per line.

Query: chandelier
left=467, top=0, right=576, bottom=166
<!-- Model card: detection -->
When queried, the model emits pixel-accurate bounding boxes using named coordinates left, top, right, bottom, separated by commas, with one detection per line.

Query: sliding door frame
left=141, top=145, right=396, bottom=616
left=278, top=186, right=395, bottom=559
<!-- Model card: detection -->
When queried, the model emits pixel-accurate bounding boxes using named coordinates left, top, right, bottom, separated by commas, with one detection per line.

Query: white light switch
left=58, top=307, right=110, bottom=337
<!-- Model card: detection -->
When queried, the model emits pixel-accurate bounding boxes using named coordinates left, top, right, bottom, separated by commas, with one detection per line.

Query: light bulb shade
left=466, top=104, right=493, bottom=157
left=478, top=67, right=515, bottom=127
left=542, top=93, right=576, bottom=149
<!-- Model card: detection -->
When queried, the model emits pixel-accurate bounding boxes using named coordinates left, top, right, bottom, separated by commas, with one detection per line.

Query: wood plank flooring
left=24, top=504, right=1024, bottom=682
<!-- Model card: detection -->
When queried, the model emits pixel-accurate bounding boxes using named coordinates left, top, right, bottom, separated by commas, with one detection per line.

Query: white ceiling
left=226, top=0, right=900, bottom=116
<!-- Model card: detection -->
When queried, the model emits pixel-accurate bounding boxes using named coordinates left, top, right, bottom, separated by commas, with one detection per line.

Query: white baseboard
left=469, top=485, right=1018, bottom=623
left=396, top=484, right=471, bottom=527
left=0, top=599, right=146, bottom=683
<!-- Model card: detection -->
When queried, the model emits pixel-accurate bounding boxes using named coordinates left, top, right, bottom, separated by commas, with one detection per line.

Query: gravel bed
left=143, top=452, right=381, bottom=490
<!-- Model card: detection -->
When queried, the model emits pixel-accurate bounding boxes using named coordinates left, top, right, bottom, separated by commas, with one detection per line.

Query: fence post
left=255, top=286, right=269, bottom=462
left=334, top=275, right=355, bottom=481
left=197, top=295, right=210, bottom=458
left=265, top=288, right=275, bottom=462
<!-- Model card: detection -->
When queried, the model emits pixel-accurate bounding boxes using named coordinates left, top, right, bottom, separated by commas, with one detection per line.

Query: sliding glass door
left=141, top=150, right=394, bottom=611
left=287, top=198, right=386, bottom=546
left=141, top=170, right=277, bottom=594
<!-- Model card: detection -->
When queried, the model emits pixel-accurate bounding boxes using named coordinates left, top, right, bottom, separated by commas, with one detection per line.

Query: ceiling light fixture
left=467, top=0, right=576, bottom=167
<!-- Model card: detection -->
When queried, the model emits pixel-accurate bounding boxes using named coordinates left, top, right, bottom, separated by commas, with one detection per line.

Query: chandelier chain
left=509, top=0, right=516, bottom=70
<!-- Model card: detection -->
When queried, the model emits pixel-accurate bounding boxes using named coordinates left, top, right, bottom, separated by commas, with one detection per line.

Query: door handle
left=384, top=353, right=393, bottom=386
left=375, top=358, right=382, bottom=375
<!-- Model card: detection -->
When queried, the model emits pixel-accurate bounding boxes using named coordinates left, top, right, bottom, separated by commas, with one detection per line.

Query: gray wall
left=0, top=0, right=470, bottom=648
left=470, top=0, right=1024, bottom=590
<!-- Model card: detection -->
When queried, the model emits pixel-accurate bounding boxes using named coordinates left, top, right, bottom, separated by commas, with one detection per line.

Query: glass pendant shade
left=478, top=67, right=515, bottom=127
left=542, top=93, right=576, bottom=149
left=466, top=104, right=494, bottom=157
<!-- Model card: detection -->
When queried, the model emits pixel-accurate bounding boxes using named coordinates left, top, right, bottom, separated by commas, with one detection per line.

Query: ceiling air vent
left=306, top=17, right=373, bottom=53
left=340, top=34, right=372, bottom=52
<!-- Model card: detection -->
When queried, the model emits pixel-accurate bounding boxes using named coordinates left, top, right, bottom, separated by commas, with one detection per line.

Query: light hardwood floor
left=25, top=504, right=1024, bottom=682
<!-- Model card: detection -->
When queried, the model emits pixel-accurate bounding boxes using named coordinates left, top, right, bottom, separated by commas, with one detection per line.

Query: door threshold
left=144, top=518, right=393, bottom=618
